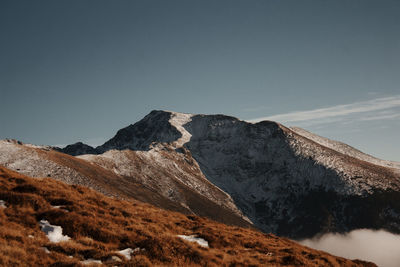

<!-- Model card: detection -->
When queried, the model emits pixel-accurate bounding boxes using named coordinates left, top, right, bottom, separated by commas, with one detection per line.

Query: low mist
left=299, top=229, right=400, bottom=267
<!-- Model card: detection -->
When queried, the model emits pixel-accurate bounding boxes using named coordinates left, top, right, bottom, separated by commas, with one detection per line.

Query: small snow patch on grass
left=177, top=235, right=209, bottom=248
left=117, top=247, right=145, bottom=260
left=39, top=219, right=70, bottom=243
left=80, top=258, right=102, bottom=265
left=118, top=248, right=134, bottom=260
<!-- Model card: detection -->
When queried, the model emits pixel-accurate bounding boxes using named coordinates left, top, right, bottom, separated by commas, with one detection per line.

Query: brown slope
left=43, top=146, right=252, bottom=228
left=0, top=140, right=250, bottom=228
left=77, top=145, right=250, bottom=224
left=0, top=166, right=376, bottom=266
left=36, top=146, right=191, bottom=214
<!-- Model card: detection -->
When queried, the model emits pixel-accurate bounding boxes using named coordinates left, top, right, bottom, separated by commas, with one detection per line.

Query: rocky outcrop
left=55, top=142, right=98, bottom=156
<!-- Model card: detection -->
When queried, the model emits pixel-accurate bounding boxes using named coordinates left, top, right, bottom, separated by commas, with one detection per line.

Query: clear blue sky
left=1, top=0, right=399, bottom=161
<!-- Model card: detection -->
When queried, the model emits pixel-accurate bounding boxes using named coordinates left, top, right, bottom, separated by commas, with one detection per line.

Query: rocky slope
left=0, top=139, right=250, bottom=228
left=2, top=110, right=400, bottom=239
left=0, top=166, right=375, bottom=266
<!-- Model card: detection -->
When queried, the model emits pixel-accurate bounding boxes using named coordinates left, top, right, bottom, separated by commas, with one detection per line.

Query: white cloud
left=299, top=229, right=400, bottom=267
left=249, top=95, right=400, bottom=125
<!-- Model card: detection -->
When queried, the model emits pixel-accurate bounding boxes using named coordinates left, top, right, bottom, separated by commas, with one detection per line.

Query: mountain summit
left=2, top=110, right=400, bottom=238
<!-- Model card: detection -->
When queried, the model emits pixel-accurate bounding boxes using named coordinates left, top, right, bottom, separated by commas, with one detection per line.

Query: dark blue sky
left=1, top=0, right=399, bottom=160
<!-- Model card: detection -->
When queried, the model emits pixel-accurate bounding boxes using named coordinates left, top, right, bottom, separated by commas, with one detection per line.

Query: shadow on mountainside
left=183, top=115, right=400, bottom=239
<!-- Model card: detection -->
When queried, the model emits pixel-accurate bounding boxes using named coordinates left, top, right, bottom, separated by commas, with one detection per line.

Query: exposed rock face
left=97, top=110, right=182, bottom=152
left=1, top=110, right=400, bottom=239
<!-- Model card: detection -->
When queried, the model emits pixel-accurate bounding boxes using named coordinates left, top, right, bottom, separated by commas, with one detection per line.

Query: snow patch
left=177, top=235, right=209, bottom=247
left=80, top=258, right=102, bottom=265
left=169, top=112, right=193, bottom=147
left=39, top=220, right=70, bottom=243
left=118, top=248, right=135, bottom=260
left=0, top=200, right=6, bottom=208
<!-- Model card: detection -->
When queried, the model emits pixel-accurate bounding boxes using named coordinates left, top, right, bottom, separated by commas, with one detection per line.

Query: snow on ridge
left=39, top=219, right=70, bottom=243
left=168, top=112, right=193, bottom=147
left=290, top=127, right=400, bottom=171
left=177, top=234, right=209, bottom=247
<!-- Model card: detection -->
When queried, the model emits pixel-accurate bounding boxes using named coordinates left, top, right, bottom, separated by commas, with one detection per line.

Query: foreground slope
left=0, top=166, right=375, bottom=266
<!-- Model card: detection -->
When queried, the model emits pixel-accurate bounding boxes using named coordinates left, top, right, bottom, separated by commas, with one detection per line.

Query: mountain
left=1, top=110, right=400, bottom=239
left=0, top=165, right=375, bottom=266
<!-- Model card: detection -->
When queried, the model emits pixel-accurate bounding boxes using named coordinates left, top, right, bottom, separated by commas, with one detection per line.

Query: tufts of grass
left=0, top=166, right=376, bottom=266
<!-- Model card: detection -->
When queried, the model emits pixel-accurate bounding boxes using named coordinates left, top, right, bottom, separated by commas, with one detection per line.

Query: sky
left=1, top=0, right=399, bottom=161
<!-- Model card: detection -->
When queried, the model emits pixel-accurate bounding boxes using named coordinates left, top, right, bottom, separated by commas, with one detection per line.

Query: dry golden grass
left=0, top=166, right=375, bottom=266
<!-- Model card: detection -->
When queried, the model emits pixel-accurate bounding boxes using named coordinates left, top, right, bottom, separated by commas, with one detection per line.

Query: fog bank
left=299, top=229, right=400, bottom=267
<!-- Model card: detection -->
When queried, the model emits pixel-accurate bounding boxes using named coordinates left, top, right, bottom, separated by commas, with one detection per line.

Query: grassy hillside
left=0, top=166, right=375, bottom=266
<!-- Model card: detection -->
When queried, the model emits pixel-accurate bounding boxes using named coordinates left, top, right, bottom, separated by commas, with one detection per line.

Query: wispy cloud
left=360, top=112, right=400, bottom=121
left=248, top=95, right=400, bottom=125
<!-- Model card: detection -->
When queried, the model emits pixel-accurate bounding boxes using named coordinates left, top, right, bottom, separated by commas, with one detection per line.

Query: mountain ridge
left=2, top=110, right=400, bottom=239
